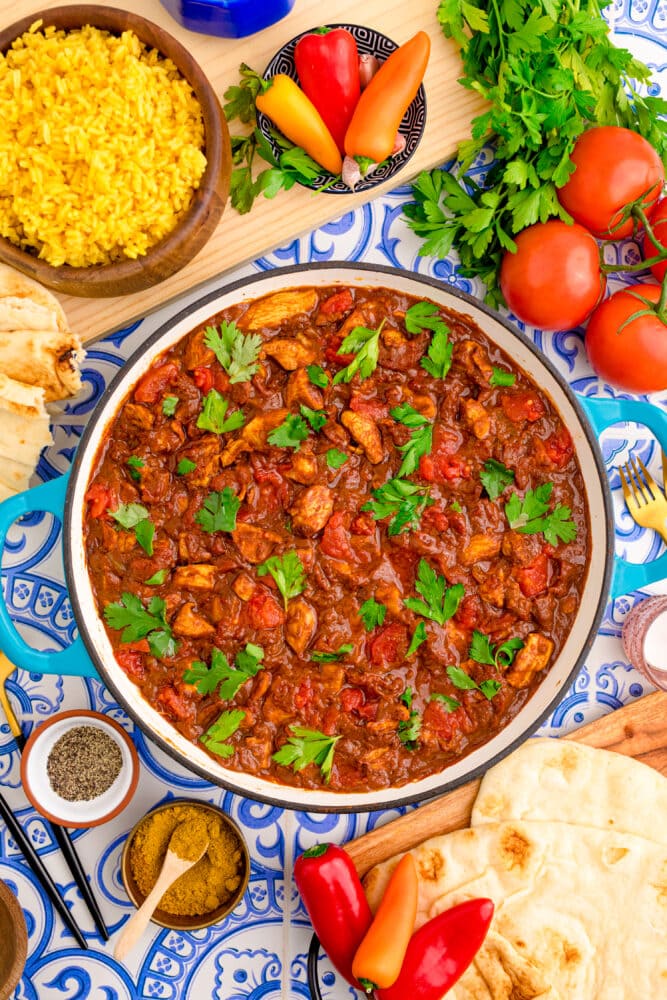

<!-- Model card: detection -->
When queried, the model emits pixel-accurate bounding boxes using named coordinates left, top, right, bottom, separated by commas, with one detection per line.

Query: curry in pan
left=84, top=285, right=589, bottom=792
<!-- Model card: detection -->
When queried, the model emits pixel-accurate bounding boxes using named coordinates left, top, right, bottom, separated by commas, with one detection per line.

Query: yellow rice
left=0, top=22, right=207, bottom=268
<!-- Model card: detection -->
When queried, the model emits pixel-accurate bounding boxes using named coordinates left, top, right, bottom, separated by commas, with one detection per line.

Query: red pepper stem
left=302, top=843, right=328, bottom=859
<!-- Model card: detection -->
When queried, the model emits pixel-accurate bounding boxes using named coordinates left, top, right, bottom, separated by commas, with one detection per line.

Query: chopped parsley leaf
left=430, top=692, right=461, bottom=711
left=480, top=458, right=515, bottom=500
left=204, top=320, right=262, bottom=384
left=505, top=483, right=577, bottom=545
left=300, top=405, right=327, bottom=432
left=326, top=448, right=348, bottom=470
left=268, top=414, right=310, bottom=450
left=332, top=320, right=386, bottom=385
left=162, top=395, right=179, bottom=417
left=307, top=364, right=329, bottom=388
left=390, top=403, right=434, bottom=478
left=126, top=456, right=144, bottom=481
left=358, top=598, right=387, bottom=631
left=197, top=389, right=245, bottom=435
left=311, top=644, right=354, bottom=663
left=405, top=559, right=464, bottom=626
left=195, top=488, right=241, bottom=533
left=103, top=592, right=178, bottom=659
left=184, top=643, right=264, bottom=700
left=407, top=621, right=428, bottom=656
left=257, top=550, right=306, bottom=609
left=272, top=726, right=340, bottom=783
left=362, top=478, right=433, bottom=535
left=177, top=458, right=197, bottom=475
left=490, top=366, right=516, bottom=387
left=201, top=709, right=246, bottom=758
left=470, top=631, right=524, bottom=670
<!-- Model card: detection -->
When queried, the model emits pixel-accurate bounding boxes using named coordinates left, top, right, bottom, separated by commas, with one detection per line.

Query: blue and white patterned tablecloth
left=1, top=3, right=667, bottom=998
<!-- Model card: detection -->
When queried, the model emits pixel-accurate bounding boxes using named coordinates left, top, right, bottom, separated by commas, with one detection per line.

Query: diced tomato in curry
left=84, top=285, right=589, bottom=792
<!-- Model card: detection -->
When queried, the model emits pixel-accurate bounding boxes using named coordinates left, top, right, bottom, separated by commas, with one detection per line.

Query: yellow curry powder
left=129, top=804, right=244, bottom=916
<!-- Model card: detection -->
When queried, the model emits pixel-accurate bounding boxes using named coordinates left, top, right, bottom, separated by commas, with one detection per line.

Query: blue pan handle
left=578, top=395, right=667, bottom=599
left=0, top=474, right=96, bottom=677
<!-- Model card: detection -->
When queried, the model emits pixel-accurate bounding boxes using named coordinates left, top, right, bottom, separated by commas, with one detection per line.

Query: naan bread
left=0, top=263, right=83, bottom=402
left=364, top=820, right=667, bottom=999
left=0, top=264, right=68, bottom=330
left=0, top=374, right=52, bottom=482
left=471, top=737, right=667, bottom=844
left=0, top=328, right=84, bottom=401
left=0, top=266, right=83, bottom=502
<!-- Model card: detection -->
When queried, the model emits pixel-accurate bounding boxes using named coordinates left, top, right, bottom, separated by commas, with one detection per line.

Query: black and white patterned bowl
left=256, top=24, right=427, bottom=195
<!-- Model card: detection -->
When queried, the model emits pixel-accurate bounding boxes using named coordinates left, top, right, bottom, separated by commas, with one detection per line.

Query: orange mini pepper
left=344, top=31, right=431, bottom=163
left=255, top=74, right=343, bottom=176
left=351, top=853, right=419, bottom=992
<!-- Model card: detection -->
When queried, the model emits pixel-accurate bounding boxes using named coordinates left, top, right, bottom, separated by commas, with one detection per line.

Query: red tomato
left=500, top=391, right=546, bottom=423
left=134, top=362, right=179, bottom=404
left=516, top=552, right=549, bottom=598
left=500, top=220, right=604, bottom=331
left=368, top=622, right=408, bottom=669
left=557, top=126, right=664, bottom=238
left=544, top=427, right=573, bottom=468
left=85, top=483, right=112, bottom=518
left=318, top=288, right=354, bottom=317
left=321, top=511, right=355, bottom=560
left=246, top=590, right=286, bottom=629
left=193, top=366, right=214, bottom=392
left=644, top=197, right=667, bottom=283
left=585, top=283, right=667, bottom=393
left=325, top=334, right=355, bottom=366
left=115, top=648, right=145, bottom=678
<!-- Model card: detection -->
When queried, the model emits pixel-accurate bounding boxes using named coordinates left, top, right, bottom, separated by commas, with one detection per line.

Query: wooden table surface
left=0, top=0, right=486, bottom=342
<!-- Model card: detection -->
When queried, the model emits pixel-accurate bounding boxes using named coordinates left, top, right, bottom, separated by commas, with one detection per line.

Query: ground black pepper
left=47, top=725, right=123, bottom=801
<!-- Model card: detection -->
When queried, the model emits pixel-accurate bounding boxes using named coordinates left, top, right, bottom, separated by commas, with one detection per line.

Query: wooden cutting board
left=345, top=692, right=667, bottom=877
left=0, top=0, right=486, bottom=343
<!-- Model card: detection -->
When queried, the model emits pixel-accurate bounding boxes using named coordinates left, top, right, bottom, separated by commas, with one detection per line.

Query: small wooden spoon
left=114, top=823, right=209, bottom=962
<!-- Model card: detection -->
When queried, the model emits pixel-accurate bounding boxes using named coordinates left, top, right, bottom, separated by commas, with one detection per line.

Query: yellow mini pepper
left=255, top=74, right=343, bottom=176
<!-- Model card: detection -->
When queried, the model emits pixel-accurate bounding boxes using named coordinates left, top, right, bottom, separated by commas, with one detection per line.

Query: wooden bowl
left=120, top=798, right=250, bottom=931
left=0, top=5, right=231, bottom=297
left=0, top=880, right=28, bottom=1000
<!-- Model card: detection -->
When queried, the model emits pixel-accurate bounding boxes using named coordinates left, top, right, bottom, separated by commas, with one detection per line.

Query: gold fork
left=619, top=454, right=667, bottom=545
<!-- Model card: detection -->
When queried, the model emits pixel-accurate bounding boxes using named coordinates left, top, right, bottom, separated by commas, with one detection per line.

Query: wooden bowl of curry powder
left=120, top=799, right=250, bottom=930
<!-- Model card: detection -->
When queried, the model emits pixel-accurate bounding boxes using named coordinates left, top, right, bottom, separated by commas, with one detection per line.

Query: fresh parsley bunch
left=405, top=0, right=667, bottom=306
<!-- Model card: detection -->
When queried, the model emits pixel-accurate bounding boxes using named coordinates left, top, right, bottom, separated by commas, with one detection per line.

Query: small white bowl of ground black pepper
left=20, top=710, right=139, bottom=828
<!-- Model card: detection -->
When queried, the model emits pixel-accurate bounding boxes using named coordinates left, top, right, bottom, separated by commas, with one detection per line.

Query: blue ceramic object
left=159, top=0, right=295, bottom=38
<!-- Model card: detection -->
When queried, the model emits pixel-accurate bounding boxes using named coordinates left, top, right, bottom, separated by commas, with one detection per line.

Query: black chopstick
left=0, top=790, right=87, bottom=949
left=50, top=824, right=109, bottom=941
left=13, top=730, right=109, bottom=941
left=308, top=934, right=323, bottom=1000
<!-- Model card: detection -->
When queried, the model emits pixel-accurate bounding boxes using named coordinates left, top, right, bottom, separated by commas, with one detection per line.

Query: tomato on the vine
left=500, top=220, right=605, bottom=331
left=643, top=198, right=667, bottom=283
left=585, top=283, right=667, bottom=393
left=557, top=126, right=665, bottom=239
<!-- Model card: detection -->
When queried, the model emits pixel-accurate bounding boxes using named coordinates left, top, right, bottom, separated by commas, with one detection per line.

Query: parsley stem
left=489, top=0, right=506, bottom=61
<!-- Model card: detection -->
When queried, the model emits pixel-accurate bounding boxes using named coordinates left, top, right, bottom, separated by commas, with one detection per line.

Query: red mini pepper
left=294, top=28, right=361, bottom=155
left=294, top=843, right=372, bottom=987
left=374, top=898, right=495, bottom=1000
